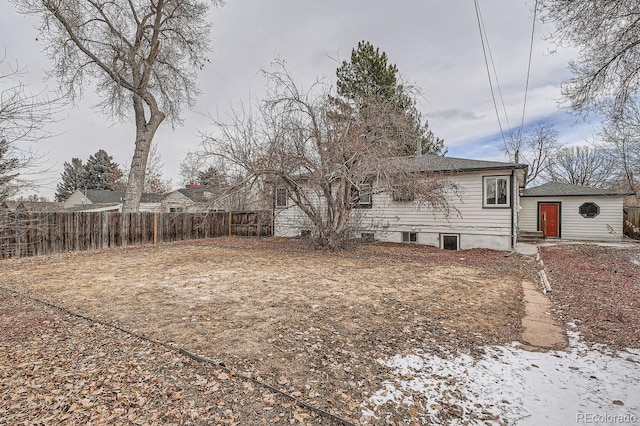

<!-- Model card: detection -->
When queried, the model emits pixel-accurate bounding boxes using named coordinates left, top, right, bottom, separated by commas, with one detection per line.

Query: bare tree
left=143, top=142, right=172, bottom=194
left=1, top=55, right=63, bottom=257
left=547, top=145, right=616, bottom=187
left=502, top=122, right=560, bottom=186
left=204, top=62, right=456, bottom=249
left=598, top=104, right=640, bottom=194
left=11, top=0, right=221, bottom=211
left=179, top=150, right=207, bottom=186
left=538, top=0, right=640, bottom=116
left=1, top=55, right=61, bottom=202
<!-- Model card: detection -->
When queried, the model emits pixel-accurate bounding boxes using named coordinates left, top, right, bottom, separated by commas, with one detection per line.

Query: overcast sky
left=1, top=0, right=595, bottom=199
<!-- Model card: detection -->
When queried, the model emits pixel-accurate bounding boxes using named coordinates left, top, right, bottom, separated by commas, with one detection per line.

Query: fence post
left=122, top=213, right=128, bottom=248
left=153, top=212, right=158, bottom=245
left=101, top=212, right=108, bottom=248
left=228, top=211, right=232, bottom=237
left=257, top=212, right=262, bottom=238
left=15, top=215, right=20, bottom=259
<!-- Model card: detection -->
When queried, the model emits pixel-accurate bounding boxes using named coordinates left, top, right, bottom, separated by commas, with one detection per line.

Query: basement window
left=579, top=202, right=600, bottom=218
left=361, top=233, right=375, bottom=242
left=441, top=234, right=459, bottom=250
left=402, top=232, right=417, bottom=243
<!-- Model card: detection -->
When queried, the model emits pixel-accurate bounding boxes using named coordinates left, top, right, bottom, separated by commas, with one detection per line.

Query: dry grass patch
left=541, top=243, right=640, bottom=350
left=1, top=238, right=525, bottom=423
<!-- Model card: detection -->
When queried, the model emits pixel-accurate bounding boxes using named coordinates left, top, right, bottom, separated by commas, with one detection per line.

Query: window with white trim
left=579, top=202, right=600, bottom=218
left=484, top=176, right=510, bottom=207
left=402, top=232, right=417, bottom=243
left=275, top=187, right=288, bottom=208
left=392, top=184, right=416, bottom=202
left=441, top=234, right=459, bottom=250
left=354, top=183, right=373, bottom=209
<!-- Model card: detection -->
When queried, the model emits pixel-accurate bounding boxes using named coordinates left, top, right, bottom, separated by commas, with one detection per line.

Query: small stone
left=612, top=400, right=624, bottom=406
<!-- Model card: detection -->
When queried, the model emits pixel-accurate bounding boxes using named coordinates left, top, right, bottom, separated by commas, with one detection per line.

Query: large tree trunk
left=123, top=96, right=165, bottom=212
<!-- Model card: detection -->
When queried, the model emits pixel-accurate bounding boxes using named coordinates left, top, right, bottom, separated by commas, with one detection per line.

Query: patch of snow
left=631, top=257, right=640, bottom=266
left=364, top=330, right=640, bottom=425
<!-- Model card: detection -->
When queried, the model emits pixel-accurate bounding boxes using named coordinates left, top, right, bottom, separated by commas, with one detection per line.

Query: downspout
left=510, top=169, right=516, bottom=250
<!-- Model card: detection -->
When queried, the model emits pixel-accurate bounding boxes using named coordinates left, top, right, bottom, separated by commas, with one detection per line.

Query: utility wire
left=477, top=2, right=512, bottom=135
left=473, top=0, right=507, bottom=145
left=518, top=0, right=539, bottom=142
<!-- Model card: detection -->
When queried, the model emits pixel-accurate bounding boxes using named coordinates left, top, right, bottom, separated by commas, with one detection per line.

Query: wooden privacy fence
left=0, top=210, right=272, bottom=259
left=624, top=207, right=640, bottom=240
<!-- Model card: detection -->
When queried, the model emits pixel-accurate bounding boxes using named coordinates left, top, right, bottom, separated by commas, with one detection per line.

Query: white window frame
left=483, top=176, right=510, bottom=208
left=402, top=231, right=417, bottom=243
left=355, top=183, right=373, bottom=209
left=440, top=234, right=460, bottom=250
left=275, top=187, right=288, bottom=208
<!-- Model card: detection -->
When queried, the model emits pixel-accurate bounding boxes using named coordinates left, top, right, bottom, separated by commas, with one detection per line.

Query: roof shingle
left=522, top=182, right=629, bottom=197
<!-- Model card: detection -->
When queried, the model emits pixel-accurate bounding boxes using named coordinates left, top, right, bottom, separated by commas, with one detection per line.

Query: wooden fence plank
left=0, top=210, right=272, bottom=259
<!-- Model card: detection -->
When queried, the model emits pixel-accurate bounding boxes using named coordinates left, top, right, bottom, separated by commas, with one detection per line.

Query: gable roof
left=522, top=181, right=629, bottom=197
left=171, top=188, right=216, bottom=203
left=16, top=201, right=64, bottom=212
left=289, top=154, right=528, bottom=182
left=0, top=201, right=19, bottom=211
left=412, top=154, right=526, bottom=173
left=64, top=203, right=121, bottom=212
left=80, top=189, right=162, bottom=203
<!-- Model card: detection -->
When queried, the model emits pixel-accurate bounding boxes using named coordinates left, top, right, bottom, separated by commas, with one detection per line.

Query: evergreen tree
left=197, top=166, right=226, bottom=190
left=337, top=41, right=399, bottom=105
left=336, top=41, right=445, bottom=155
left=84, top=149, right=119, bottom=190
left=54, top=157, right=86, bottom=202
left=0, top=139, right=20, bottom=203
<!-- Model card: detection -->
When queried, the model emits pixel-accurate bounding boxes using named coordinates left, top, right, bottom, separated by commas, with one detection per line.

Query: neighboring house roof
left=64, top=203, right=121, bottom=212
left=78, top=189, right=163, bottom=204
left=0, top=201, right=19, bottom=211
left=522, top=182, right=629, bottom=197
left=412, top=155, right=527, bottom=173
left=16, top=201, right=64, bottom=212
left=168, top=188, right=217, bottom=203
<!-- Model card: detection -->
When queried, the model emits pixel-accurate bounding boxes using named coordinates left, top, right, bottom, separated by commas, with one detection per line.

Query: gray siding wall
left=519, top=196, right=624, bottom=241
left=275, top=169, right=520, bottom=250
left=63, top=191, right=92, bottom=208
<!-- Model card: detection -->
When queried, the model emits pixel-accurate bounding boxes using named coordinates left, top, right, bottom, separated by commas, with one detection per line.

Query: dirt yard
left=541, top=243, right=640, bottom=350
left=1, top=238, right=528, bottom=424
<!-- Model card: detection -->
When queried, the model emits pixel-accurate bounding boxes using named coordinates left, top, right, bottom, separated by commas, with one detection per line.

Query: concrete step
left=518, top=237, right=544, bottom=243
left=518, top=230, right=544, bottom=243
left=518, top=231, right=544, bottom=243
left=519, top=230, right=544, bottom=238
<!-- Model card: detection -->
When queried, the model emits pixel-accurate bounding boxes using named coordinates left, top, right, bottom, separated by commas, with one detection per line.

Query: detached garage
left=519, top=182, right=628, bottom=241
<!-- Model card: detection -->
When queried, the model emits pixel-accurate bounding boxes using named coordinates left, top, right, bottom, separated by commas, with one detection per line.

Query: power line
left=473, top=0, right=507, bottom=145
left=518, top=0, right=539, bottom=142
left=477, top=2, right=512, bottom=134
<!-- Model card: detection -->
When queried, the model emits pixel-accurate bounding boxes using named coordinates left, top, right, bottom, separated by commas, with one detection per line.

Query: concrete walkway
left=515, top=243, right=567, bottom=350
left=519, top=280, right=566, bottom=351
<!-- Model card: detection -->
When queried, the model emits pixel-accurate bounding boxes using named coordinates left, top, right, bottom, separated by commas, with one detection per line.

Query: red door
left=539, top=203, right=560, bottom=238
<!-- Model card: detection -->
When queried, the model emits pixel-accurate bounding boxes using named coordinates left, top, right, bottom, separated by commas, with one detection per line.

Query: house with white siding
left=519, top=182, right=627, bottom=241
left=63, top=189, right=163, bottom=212
left=274, top=156, right=631, bottom=250
left=274, top=155, right=528, bottom=251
